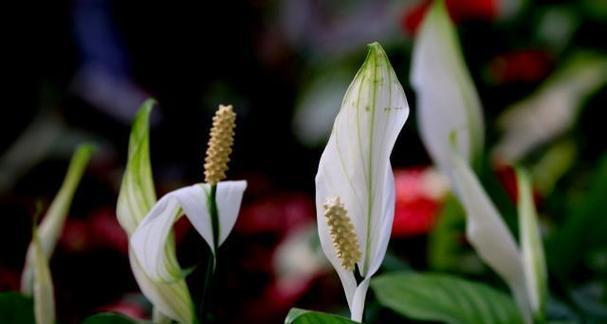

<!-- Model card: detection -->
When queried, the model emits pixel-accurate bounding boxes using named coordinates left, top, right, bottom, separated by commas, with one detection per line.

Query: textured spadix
left=204, top=105, right=236, bottom=185
left=324, top=197, right=362, bottom=271
left=128, top=102, right=246, bottom=300
left=315, top=42, right=409, bottom=322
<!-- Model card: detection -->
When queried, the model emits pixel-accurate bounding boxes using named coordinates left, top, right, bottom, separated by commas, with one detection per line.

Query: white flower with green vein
left=411, top=1, right=548, bottom=322
left=411, top=0, right=484, bottom=170
left=315, top=42, right=409, bottom=322
left=118, top=100, right=246, bottom=323
left=116, top=100, right=195, bottom=323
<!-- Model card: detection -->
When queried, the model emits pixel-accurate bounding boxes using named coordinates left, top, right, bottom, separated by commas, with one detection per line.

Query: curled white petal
left=215, top=181, right=248, bottom=245
left=448, top=151, right=531, bottom=322
left=129, top=250, right=194, bottom=323
left=116, top=100, right=195, bottom=322
left=131, top=181, right=247, bottom=282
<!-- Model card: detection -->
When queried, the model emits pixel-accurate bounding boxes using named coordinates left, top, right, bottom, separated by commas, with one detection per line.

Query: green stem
left=199, top=184, right=219, bottom=323
left=209, top=185, right=219, bottom=251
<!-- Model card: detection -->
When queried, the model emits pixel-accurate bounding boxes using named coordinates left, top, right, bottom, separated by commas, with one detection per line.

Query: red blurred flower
left=59, top=208, right=192, bottom=255
left=98, top=296, right=147, bottom=320
left=235, top=194, right=314, bottom=237
left=392, top=168, right=448, bottom=237
left=89, top=209, right=129, bottom=253
left=59, top=218, right=91, bottom=253
left=0, top=267, right=20, bottom=291
left=495, top=164, right=542, bottom=207
left=489, top=50, right=552, bottom=84
left=401, top=0, right=498, bottom=35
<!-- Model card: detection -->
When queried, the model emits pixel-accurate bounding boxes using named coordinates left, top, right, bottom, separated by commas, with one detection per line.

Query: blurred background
left=3, top=0, right=607, bottom=322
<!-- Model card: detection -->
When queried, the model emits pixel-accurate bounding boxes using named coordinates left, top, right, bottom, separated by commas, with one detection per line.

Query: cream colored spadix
left=323, top=197, right=362, bottom=271
left=316, top=42, right=409, bottom=322
left=126, top=101, right=246, bottom=292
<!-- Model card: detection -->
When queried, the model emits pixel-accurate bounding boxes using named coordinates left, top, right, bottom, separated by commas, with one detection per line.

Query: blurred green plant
left=371, top=272, right=523, bottom=324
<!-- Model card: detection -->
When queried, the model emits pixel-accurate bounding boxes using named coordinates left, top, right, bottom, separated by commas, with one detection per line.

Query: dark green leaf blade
left=371, top=272, right=523, bottom=324
left=285, top=308, right=357, bottom=324
left=0, top=292, right=35, bottom=324
left=82, top=312, right=139, bottom=324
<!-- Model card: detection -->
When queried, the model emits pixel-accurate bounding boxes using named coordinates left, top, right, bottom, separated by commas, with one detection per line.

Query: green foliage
left=0, top=292, right=35, bottom=324
left=285, top=308, right=357, bottom=324
left=82, top=313, right=139, bottom=324
left=371, top=272, right=523, bottom=324
left=428, top=195, right=470, bottom=272
left=549, top=155, right=607, bottom=279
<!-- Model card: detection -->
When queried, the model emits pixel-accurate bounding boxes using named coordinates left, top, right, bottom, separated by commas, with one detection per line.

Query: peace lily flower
left=411, top=0, right=484, bottom=171
left=118, top=100, right=247, bottom=322
left=316, top=42, right=409, bottom=322
left=117, top=100, right=195, bottom=323
left=411, top=1, right=547, bottom=322
left=19, top=145, right=93, bottom=324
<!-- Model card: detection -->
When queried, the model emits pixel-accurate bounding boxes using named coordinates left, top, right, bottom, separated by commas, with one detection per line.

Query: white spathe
left=315, top=42, right=409, bottom=322
left=447, top=151, right=531, bottom=321
left=131, top=181, right=247, bottom=282
left=116, top=100, right=196, bottom=323
left=411, top=0, right=484, bottom=170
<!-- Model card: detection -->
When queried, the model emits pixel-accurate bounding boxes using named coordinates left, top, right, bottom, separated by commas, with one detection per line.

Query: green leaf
left=549, top=155, right=607, bottom=278
left=428, top=194, right=471, bottom=272
left=371, top=272, right=523, bottom=324
left=0, top=292, right=35, bottom=324
left=82, top=312, right=139, bottom=324
left=285, top=308, right=358, bottom=324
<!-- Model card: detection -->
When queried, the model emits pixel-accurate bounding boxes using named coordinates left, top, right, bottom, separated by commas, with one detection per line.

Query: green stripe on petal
left=116, top=99, right=194, bottom=323
left=21, top=144, right=94, bottom=295
left=117, top=99, right=157, bottom=235
left=515, top=167, right=547, bottom=322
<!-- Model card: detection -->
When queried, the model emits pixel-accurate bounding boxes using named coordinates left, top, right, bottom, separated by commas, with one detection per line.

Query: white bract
left=315, top=42, right=409, bottom=322
left=411, top=0, right=484, bottom=170
left=21, top=145, right=93, bottom=295
left=411, top=1, right=547, bottom=322
left=116, top=101, right=195, bottom=323
left=130, top=181, right=246, bottom=282
left=118, top=100, right=246, bottom=323
left=19, top=145, right=92, bottom=324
